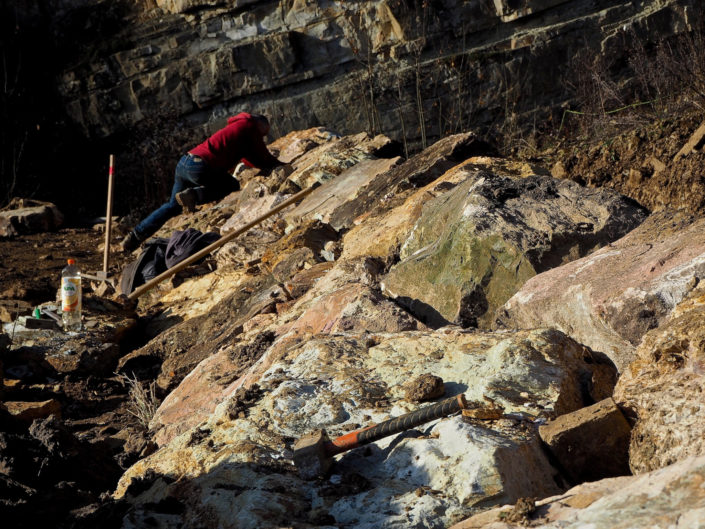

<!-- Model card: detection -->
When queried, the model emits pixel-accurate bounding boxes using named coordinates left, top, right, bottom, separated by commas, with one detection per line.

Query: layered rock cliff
left=1, top=0, right=699, bottom=211
left=58, top=0, right=697, bottom=143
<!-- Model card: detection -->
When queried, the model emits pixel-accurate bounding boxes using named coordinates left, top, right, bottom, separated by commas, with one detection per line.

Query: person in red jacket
left=121, top=113, right=286, bottom=252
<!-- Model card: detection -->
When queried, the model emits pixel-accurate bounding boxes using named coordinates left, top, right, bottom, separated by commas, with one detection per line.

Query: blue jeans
left=134, top=154, right=238, bottom=240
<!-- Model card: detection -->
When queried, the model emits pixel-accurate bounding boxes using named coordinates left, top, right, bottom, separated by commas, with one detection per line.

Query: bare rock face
left=382, top=171, right=647, bottom=329
left=450, top=455, right=705, bottom=529
left=492, top=0, right=571, bottom=22
left=286, top=132, right=399, bottom=190
left=148, top=269, right=425, bottom=447
left=330, top=132, right=495, bottom=231
left=285, top=156, right=403, bottom=230
left=539, top=398, right=632, bottom=484
left=52, top=0, right=695, bottom=159
left=341, top=160, right=477, bottom=264
left=614, top=283, right=705, bottom=474
left=118, top=274, right=281, bottom=395
left=497, top=211, right=705, bottom=372
left=117, top=328, right=614, bottom=528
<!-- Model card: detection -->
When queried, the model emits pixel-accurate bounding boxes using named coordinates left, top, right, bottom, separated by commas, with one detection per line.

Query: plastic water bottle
left=61, top=258, right=82, bottom=331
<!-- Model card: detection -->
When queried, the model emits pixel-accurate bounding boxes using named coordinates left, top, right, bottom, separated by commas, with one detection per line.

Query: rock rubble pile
left=2, top=122, right=705, bottom=528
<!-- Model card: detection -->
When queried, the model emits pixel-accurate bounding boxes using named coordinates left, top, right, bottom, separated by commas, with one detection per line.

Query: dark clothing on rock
left=120, top=228, right=220, bottom=295
left=164, top=228, right=220, bottom=268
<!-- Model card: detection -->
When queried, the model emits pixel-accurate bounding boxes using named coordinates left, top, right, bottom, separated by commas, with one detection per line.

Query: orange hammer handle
left=326, top=426, right=373, bottom=455
left=324, top=394, right=467, bottom=457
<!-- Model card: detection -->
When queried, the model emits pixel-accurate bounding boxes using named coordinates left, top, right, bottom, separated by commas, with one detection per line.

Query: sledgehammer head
left=293, top=429, right=332, bottom=480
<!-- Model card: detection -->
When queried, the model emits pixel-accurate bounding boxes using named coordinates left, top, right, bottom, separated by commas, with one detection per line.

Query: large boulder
left=148, top=266, right=424, bottom=447
left=341, top=157, right=550, bottom=265
left=0, top=199, right=63, bottom=238
left=328, top=132, right=496, bottom=230
left=117, top=328, right=615, bottom=528
left=382, top=171, right=647, bottom=329
left=496, top=211, right=705, bottom=371
left=450, top=455, right=705, bottom=529
left=614, top=282, right=705, bottom=474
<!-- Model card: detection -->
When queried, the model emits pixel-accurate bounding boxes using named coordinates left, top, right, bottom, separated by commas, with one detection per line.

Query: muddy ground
left=0, top=227, right=144, bottom=528
left=0, top=109, right=703, bottom=528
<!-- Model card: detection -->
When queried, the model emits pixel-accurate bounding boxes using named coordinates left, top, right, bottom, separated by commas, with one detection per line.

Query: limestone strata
left=614, top=283, right=705, bottom=473
left=450, top=455, right=705, bottom=529
left=53, top=0, right=695, bottom=150
left=497, top=211, right=705, bottom=371
left=117, top=328, right=613, bottom=528
left=383, top=171, right=647, bottom=329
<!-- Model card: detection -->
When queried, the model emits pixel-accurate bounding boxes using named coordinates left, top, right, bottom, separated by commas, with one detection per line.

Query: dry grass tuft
left=117, top=373, right=160, bottom=429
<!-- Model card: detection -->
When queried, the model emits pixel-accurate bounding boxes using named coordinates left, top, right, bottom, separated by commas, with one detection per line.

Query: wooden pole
left=103, top=154, right=115, bottom=276
left=128, top=185, right=315, bottom=300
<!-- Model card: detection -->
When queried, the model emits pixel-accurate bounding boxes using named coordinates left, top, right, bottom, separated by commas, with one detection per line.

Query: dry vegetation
left=117, top=372, right=161, bottom=429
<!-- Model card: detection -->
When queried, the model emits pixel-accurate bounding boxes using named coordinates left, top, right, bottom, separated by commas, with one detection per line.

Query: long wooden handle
left=103, top=155, right=114, bottom=275
left=127, top=185, right=315, bottom=300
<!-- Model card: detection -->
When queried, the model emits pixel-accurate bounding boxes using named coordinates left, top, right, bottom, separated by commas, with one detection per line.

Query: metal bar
left=327, top=394, right=467, bottom=456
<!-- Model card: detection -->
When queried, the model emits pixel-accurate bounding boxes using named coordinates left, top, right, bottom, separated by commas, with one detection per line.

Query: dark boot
left=120, top=230, right=142, bottom=253
left=175, top=186, right=206, bottom=214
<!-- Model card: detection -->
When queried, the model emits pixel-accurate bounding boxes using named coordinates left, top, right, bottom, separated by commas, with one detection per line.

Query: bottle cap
left=67, top=258, right=76, bottom=265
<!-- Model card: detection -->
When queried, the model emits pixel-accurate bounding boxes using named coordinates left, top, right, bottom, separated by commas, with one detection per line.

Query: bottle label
left=62, top=277, right=81, bottom=312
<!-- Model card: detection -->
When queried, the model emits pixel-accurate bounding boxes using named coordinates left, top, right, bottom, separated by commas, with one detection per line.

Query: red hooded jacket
left=189, top=113, right=281, bottom=171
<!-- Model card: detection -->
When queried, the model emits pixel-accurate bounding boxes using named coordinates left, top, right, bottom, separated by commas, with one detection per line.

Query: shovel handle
left=103, top=155, right=114, bottom=275
left=327, top=394, right=466, bottom=456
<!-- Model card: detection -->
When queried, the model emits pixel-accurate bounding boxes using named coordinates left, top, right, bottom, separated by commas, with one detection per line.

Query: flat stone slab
left=539, top=398, right=631, bottom=484
left=285, top=156, right=402, bottom=230
left=3, top=399, right=61, bottom=421
left=287, top=132, right=397, bottom=189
